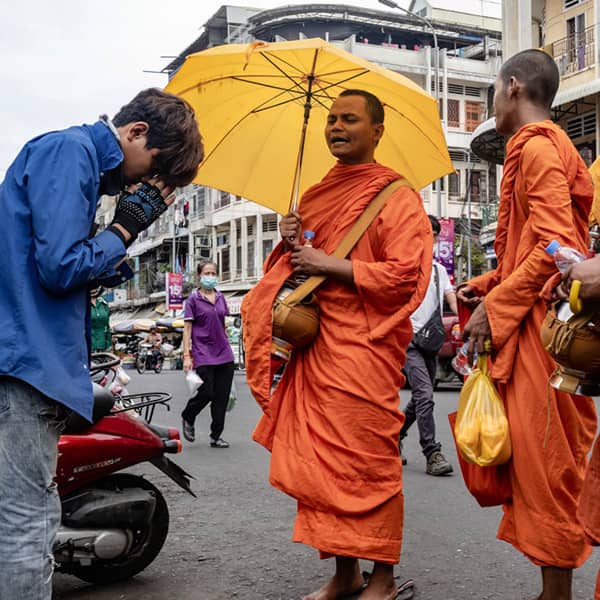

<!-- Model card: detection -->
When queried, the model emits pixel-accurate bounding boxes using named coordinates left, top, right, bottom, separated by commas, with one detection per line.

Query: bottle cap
left=545, top=240, right=560, bottom=256
left=303, top=230, right=315, bottom=240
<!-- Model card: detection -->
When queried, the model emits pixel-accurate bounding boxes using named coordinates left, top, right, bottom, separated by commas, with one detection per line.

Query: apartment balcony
left=551, top=26, right=596, bottom=78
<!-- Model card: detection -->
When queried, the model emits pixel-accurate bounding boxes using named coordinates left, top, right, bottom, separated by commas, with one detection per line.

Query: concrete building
left=116, top=2, right=503, bottom=309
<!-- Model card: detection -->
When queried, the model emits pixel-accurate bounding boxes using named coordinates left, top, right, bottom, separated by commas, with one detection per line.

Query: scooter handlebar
left=90, top=352, right=121, bottom=375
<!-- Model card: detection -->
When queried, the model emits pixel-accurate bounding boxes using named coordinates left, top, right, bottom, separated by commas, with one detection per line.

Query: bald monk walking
left=460, top=49, right=597, bottom=600
left=242, top=90, right=432, bottom=599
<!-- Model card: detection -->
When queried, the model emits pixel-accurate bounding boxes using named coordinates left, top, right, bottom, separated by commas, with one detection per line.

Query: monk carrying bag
left=271, top=179, right=413, bottom=358
left=412, top=264, right=446, bottom=355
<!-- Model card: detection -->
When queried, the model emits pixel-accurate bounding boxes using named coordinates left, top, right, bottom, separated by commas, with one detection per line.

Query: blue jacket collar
left=85, top=120, right=124, bottom=173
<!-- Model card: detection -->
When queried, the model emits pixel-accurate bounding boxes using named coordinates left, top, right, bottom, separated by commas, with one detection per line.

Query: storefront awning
left=127, top=238, right=163, bottom=258
left=552, top=78, right=600, bottom=107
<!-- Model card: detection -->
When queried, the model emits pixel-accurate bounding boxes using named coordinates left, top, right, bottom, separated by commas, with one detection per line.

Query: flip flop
left=395, top=579, right=415, bottom=600
left=360, top=572, right=415, bottom=600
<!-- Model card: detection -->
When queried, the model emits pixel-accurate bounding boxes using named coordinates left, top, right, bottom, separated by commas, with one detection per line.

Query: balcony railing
left=552, top=26, right=596, bottom=76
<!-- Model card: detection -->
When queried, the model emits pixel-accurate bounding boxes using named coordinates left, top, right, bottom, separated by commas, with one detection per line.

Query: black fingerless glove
left=110, top=182, right=169, bottom=245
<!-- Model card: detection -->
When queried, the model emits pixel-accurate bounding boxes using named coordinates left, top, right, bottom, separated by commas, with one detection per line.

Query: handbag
left=448, top=412, right=512, bottom=507
left=540, top=300, right=600, bottom=393
left=272, top=178, right=413, bottom=357
left=412, top=265, right=446, bottom=354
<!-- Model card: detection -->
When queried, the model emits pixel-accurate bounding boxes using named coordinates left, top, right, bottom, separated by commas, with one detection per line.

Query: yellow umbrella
left=166, top=38, right=453, bottom=214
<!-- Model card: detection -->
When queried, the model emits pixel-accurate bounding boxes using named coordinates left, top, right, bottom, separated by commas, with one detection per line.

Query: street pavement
left=53, top=370, right=599, bottom=600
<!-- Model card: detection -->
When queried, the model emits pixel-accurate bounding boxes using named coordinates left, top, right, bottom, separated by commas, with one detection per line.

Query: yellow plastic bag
left=454, top=354, right=512, bottom=466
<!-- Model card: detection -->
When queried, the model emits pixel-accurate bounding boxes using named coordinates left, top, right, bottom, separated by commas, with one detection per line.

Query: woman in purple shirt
left=181, top=261, right=235, bottom=448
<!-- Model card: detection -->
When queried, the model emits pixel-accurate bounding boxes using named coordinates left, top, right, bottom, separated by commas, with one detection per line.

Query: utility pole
left=378, top=0, right=442, bottom=216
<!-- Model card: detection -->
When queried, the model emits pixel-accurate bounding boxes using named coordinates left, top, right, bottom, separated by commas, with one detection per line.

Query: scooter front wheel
left=67, top=473, right=169, bottom=584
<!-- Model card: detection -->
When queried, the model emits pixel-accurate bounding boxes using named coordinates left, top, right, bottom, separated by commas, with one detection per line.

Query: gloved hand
left=110, top=182, right=172, bottom=245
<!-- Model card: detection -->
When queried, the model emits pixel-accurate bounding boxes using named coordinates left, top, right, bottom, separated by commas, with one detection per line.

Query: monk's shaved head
left=499, top=49, right=559, bottom=109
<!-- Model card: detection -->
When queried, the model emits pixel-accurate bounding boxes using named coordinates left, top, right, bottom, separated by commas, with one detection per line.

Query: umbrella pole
left=289, top=51, right=319, bottom=213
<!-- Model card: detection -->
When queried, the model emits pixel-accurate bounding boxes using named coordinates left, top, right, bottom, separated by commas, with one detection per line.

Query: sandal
left=361, top=571, right=415, bottom=600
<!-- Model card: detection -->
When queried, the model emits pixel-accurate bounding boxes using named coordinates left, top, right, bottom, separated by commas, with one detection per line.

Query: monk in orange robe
left=242, top=90, right=432, bottom=599
left=555, top=250, right=600, bottom=600
left=460, top=49, right=597, bottom=599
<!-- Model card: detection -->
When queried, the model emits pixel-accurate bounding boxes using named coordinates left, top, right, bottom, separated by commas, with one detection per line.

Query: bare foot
left=358, top=579, right=397, bottom=600
left=302, top=573, right=365, bottom=600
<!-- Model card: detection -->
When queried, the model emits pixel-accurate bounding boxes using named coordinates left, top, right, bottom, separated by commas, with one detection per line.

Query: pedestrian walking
left=243, top=90, right=431, bottom=600
left=90, top=286, right=112, bottom=353
left=181, top=261, right=235, bottom=448
left=400, top=215, right=456, bottom=476
left=0, top=87, right=203, bottom=600
left=459, top=49, right=597, bottom=599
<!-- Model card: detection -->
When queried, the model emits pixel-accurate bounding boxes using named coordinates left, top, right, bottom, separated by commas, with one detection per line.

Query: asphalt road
left=52, top=370, right=599, bottom=600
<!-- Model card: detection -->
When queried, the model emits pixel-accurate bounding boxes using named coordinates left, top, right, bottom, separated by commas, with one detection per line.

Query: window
left=464, top=86, right=481, bottom=98
left=465, top=101, right=484, bottom=132
left=449, top=172, right=460, bottom=197
left=220, top=248, right=230, bottom=281
left=567, top=111, right=596, bottom=138
left=262, top=215, right=278, bottom=232
left=447, top=99, right=460, bottom=128
left=564, top=0, right=583, bottom=8
left=263, top=239, right=274, bottom=257
left=566, top=13, right=587, bottom=71
left=247, top=241, right=255, bottom=277
left=469, top=171, right=482, bottom=201
left=215, top=190, right=231, bottom=209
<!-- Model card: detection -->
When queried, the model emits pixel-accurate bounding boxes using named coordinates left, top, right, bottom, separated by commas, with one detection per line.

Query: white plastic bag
left=227, top=381, right=237, bottom=412
left=115, top=366, right=131, bottom=385
left=186, top=370, right=203, bottom=396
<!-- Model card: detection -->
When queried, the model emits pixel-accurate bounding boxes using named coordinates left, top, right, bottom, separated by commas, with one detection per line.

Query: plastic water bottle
left=545, top=240, right=586, bottom=321
left=545, top=240, right=585, bottom=273
left=294, top=230, right=315, bottom=284
left=452, top=342, right=477, bottom=377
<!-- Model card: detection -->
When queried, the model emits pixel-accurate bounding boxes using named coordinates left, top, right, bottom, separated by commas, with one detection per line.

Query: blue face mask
left=200, top=275, right=218, bottom=290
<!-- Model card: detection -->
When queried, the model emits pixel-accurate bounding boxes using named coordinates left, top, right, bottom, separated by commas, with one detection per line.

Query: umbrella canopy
left=166, top=38, right=453, bottom=214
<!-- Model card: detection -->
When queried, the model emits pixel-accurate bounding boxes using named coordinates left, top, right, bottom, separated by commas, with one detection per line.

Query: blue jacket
left=0, top=121, right=128, bottom=420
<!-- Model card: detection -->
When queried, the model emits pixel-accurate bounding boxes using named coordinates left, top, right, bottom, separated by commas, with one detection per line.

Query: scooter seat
left=63, top=383, right=116, bottom=434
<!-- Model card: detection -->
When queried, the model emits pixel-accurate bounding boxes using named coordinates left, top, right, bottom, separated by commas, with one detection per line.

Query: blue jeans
left=0, top=377, right=68, bottom=600
left=400, top=343, right=442, bottom=459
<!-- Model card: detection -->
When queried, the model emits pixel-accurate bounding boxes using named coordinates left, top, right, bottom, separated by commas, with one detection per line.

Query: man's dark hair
left=113, top=88, right=204, bottom=188
left=339, top=89, right=385, bottom=124
left=428, top=214, right=441, bottom=235
left=499, top=49, right=559, bottom=110
left=197, top=260, right=217, bottom=276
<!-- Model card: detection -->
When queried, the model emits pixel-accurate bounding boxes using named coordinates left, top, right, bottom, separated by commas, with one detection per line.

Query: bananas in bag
left=454, top=354, right=512, bottom=466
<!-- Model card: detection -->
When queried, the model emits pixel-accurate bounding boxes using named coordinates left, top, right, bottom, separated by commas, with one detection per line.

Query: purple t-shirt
left=184, top=290, right=234, bottom=367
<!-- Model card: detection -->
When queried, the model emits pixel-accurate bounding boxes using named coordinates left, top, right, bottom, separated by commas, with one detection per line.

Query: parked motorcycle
left=136, top=342, right=164, bottom=374
left=54, top=353, right=195, bottom=584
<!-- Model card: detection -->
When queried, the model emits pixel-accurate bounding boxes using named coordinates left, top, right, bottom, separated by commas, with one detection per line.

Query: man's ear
left=373, top=123, right=384, bottom=146
left=125, top=121, right=150, bottom=141
left=507, top=76, right=521, bottom=99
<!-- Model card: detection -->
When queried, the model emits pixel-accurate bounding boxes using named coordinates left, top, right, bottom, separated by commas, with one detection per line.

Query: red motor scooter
left=54, top=353, right=195, bottom=584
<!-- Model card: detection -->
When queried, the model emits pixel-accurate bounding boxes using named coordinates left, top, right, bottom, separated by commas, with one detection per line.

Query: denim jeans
left=400, top=343, right=442, bottom=459
left=0, top=377, right=68, bottom=600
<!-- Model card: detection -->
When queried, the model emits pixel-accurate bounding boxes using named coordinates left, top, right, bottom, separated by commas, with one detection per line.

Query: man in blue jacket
left=0, top=88, right=203, bottom=598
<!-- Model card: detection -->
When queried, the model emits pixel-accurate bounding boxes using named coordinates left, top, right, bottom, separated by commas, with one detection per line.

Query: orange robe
left=578, top=438, right=600, bottom=598
left=580, top=156, right=600, bottom=599
left=242, top=161, right=432, bottom=563
left=467, top=120, right=597, bottom=568
left=588, top=156, right=600, bottom=226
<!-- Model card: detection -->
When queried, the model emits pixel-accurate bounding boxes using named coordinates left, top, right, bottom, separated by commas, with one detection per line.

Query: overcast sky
left=0, top=0, right=498, bottom=179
